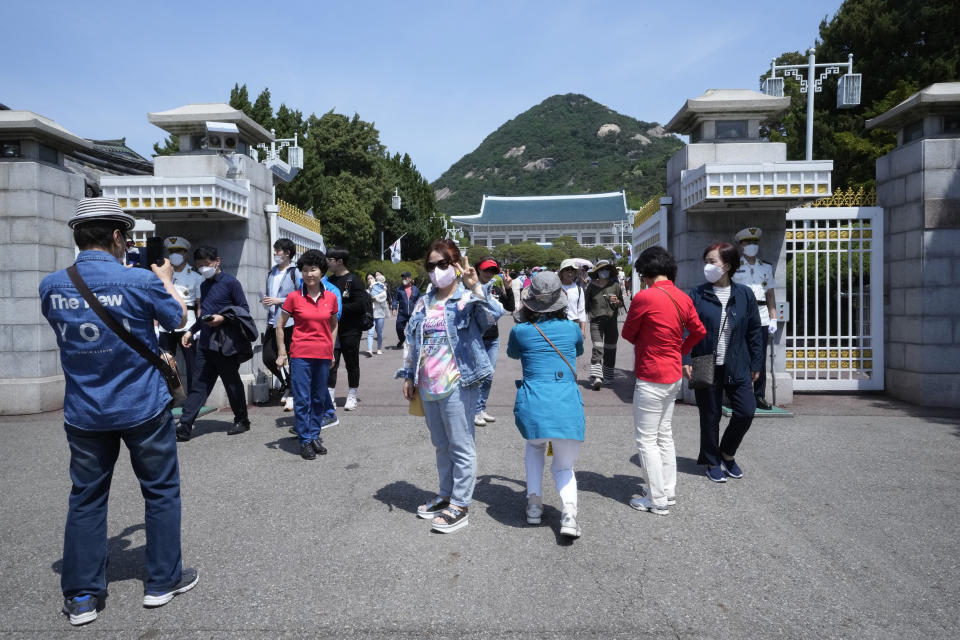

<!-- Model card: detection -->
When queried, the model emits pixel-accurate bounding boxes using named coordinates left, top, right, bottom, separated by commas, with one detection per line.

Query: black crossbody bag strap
left=66, top=264, right=177, bottom=383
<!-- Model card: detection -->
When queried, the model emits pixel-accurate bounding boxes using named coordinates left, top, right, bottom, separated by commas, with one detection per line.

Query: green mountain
left=431, top=93, right=683, bottom=217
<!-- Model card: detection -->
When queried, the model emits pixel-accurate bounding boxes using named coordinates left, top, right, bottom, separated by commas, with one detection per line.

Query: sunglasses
left=425, top=259, right=451, bottom=271
left=482, top=267, right=500, bottom=274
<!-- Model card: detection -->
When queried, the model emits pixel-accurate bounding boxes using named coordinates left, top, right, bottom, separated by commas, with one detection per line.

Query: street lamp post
left=761, top=48, right=861, bottom=161
left=612, top=218, right=631, bottom=258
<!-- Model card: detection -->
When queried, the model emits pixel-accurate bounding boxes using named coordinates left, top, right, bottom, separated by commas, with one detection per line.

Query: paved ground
left=2, top=317, right=959, bottom=639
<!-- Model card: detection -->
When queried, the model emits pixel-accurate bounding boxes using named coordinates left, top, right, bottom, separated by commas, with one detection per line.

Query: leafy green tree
left=251, top=88, right=274, bottom=131
left=229, top=83, right=253, bottom=117
left=152, top=135, right=178, bottom=157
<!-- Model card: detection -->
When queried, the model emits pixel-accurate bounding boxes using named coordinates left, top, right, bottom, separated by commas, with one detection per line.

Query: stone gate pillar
left=867, top=83, right=960, bottom=407
left=0, top=112, right=90, bottom=414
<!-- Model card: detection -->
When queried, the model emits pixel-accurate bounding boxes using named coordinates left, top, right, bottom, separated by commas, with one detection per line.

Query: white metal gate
left=784, top=206, right=883, bottom=391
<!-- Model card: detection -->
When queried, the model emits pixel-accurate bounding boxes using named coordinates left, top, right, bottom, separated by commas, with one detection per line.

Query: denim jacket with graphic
left=394, top=283, right=504, bottom=387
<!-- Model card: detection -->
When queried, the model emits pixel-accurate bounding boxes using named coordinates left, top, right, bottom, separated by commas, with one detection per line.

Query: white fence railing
left=101, top=176, right=251, bottom=219
left=681, top=161, right=832, bottom=211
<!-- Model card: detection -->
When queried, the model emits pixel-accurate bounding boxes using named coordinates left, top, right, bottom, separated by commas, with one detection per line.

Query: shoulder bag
left=66, top=265, right=186, bottom=407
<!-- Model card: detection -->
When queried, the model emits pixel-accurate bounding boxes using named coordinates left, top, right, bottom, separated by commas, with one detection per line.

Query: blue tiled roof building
left=451, top=190, right=631, bottom=248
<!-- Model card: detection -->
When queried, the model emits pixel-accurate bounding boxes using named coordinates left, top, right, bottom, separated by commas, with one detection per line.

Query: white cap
left=68, top=197, right=135, bottom=231
left=164, top=236, right=191, bottom=251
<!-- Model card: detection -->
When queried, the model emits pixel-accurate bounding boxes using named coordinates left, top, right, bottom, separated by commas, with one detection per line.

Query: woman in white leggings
left=507, top=271, right=586, bottom=539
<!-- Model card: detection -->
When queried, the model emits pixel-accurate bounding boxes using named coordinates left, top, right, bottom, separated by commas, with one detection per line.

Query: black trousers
left=158, top=331, right=196, bottom=393
left=179, top=349, right=248, bottom=427
left=329, top=331, right=361, bottom=389
left=395, top=316, right=410, bottom=346
left=754, top=329, right=768, bottom=401
left=694, top=365, right=755, bottom=467
left=261, top=324, right=294, bottom=386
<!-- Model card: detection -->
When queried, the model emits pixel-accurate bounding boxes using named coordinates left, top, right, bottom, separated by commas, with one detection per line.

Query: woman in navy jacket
left=684, top=242, right=763, bottom=483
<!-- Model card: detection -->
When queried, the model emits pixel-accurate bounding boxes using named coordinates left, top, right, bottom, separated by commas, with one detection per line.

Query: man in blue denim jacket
left=39, top=198, right=199, bottom=626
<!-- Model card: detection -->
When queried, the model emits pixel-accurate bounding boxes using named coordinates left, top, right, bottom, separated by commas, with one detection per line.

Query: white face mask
left=429, top=265, right=457, bottom=289
left=704, top=263, right=726, bottom=283
left=598, top=270, right=610, bottom=279
left=169, top=253, right=185, bottom=267
left=199, top=265, right=217, bottom=279
left=742, top=244, right=759, bottom=258
left=274, top=254, right=285, bottom=265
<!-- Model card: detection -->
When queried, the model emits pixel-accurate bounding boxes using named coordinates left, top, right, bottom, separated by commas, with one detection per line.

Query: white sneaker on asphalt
left=344, top=395, right=358, bottom=411
left=559, top=502, right=581, bottom=538
left=474, top=413, right=486, bottom=427
left=526, top=494, right=543, bottom=525
left=630, top=492, right=669, bottom=515
left=480, top=411, right=496, bottom=423
left=283, top=396, right=294, bottom=412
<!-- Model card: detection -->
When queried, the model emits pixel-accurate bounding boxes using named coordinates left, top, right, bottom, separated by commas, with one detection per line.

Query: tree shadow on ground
left=51, top=523, right=146, bottom=589
left=372, top=480, right=435, bottom=515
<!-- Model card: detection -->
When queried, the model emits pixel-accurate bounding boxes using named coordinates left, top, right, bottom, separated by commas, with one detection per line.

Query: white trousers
left=525, top=438, right=581, bottom=508
left=633, top=378, right=682, bottom=508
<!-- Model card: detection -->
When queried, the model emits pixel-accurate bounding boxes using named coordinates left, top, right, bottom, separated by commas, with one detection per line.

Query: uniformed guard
left=159, top=236, right=204, bottom=392
left=732, top=227, right=778, bottom=409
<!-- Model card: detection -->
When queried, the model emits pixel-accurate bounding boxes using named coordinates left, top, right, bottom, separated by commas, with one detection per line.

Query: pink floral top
left=417, top=301, right=460, bottom=400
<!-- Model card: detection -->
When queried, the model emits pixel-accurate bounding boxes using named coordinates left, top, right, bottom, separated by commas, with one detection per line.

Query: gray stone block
left=886, top=341, right=905, bottom=369
left=3, top=162, right=40, bottom=190
left=905, top=172, right=923, bottom=201
left=0, top=245, right=39, bottom=271
left=876, top=155, right=890, bottom=182
left=954, top=318, right=960, bottom=344
left=906, top=344, right=960, bottom=374
left=0, top=351, right=37, bottom=378
left=922, top=139, right=958, bottom=170
left=890, top=143, right=923, bottom=178
left=888, top=259, right=921, bottom=289
left=904, top=287, right=923, bottom=311
left=0, top=375, right=65, bottom=415
left=922, top=317, right=953, bottom=344
left=886, top=287, right=905, bottom=315
left=889, top=315, right=922, bottom=343
left=888, top=203, right=922, bottom=234
left=924, top=258, right=953, bottom=286
left=36, top=163, right=76, bottom=197
left=924, top=229, right=960, bottom=257
left=886, top=232, right=905, bottom=262
left=12, top=271, right=41, bottom=297
left=53, top=194, right=79, bottom=223
left=923, top=286, right=955, bottom=314
left=923, top=199, right=960, bottom=229
left=924, top=169, right=960, bottom=199
left=0, top=190, right=40, bottom=217
left=903, top=230, right=923, bottom=260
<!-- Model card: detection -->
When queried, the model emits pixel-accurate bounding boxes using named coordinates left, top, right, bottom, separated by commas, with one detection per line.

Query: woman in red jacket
left=621, top=247, right=706, bottom=515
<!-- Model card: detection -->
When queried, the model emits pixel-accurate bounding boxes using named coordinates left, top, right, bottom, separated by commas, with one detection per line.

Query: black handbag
left=66, top=264, right=186, bottom=407
left=688, top=309, right=728, bottom=390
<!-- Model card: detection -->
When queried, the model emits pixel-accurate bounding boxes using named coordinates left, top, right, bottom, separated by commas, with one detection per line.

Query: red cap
left=477, top=259, right=500, bottom=273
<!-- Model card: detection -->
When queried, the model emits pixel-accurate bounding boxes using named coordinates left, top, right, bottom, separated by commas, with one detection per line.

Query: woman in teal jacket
left=507, top=271, right=585, bottom=539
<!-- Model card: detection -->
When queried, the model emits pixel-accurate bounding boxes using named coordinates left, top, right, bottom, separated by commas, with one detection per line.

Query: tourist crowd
left=40, top=197, right=767, bottom=626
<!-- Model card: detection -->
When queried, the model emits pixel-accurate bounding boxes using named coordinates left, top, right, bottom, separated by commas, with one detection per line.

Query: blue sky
left=5, top=0, right=845, bottom=182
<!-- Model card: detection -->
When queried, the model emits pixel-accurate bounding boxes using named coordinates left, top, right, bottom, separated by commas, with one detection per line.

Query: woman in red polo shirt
left=276, top=249, right=339, bottom=460
left=621, top=246, right=706, bottom=514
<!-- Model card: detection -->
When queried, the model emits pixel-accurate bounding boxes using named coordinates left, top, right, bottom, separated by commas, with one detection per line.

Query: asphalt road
left=2, top=317, right=959, bottom=638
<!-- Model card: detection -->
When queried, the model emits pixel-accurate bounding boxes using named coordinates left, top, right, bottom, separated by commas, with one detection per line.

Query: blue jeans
left=421, top=385, right=479, bottom=508
left=475, top=338, right=499, bottom=413
left=290, top=357, right=331, bottom=443
left=366, top=317, right=385, bottom=351
left=62, top=409, right=182, bottom=598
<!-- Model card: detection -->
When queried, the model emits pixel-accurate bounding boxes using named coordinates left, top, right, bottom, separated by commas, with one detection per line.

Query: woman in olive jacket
left=684, top=242, right=763, bottom=483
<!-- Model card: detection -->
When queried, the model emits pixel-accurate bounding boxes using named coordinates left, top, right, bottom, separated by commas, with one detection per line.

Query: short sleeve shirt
left=282, top=287, right=339, bottom=359
left=418, top=301, right=460, bottom=400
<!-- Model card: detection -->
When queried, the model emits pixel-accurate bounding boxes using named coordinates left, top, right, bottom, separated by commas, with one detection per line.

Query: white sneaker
left=630, top=492, right=669, bottom=515
left=344, top=394, right=358, bottom=411
left=526, top=495, right=543, bottom=525
left=480, top=411, right=496, bottom=423
left=283, top=396, right=294, bottom=412
left=559, top=502, right=581, bottom=538
left=376, top=349, right=383, bottom=355
left=474, top=413, right=486, bottom=427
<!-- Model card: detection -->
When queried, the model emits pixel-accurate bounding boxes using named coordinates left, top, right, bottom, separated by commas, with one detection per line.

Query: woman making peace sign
left=396, top=239, right=504, bottom=533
